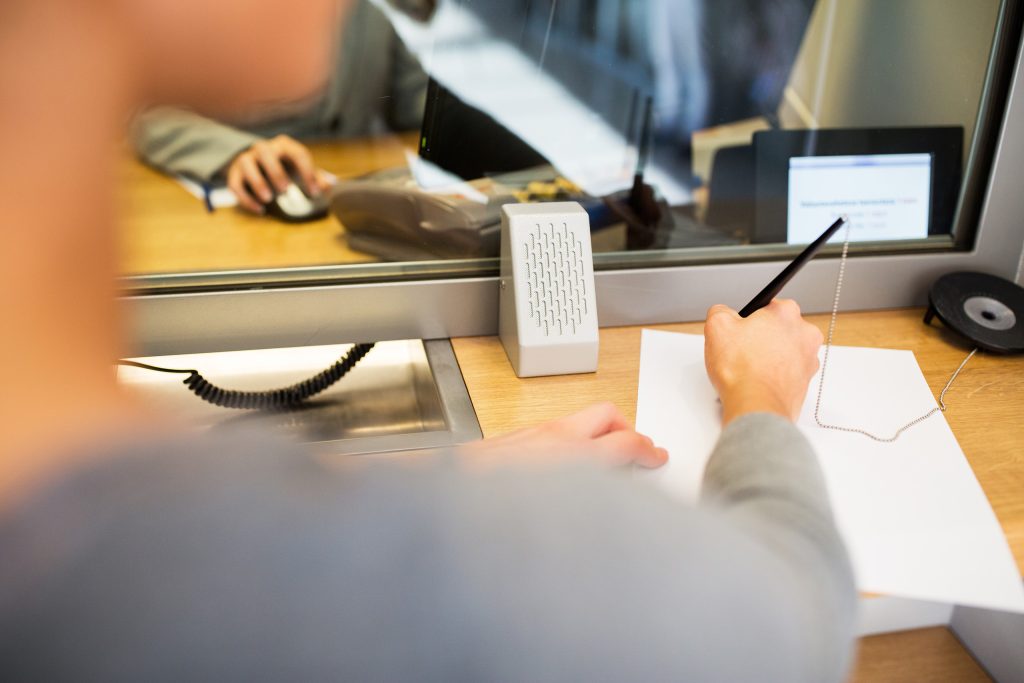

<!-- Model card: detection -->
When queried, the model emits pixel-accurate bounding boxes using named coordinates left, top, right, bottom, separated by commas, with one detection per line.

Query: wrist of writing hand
left=718, top=383, right=795, bottom=425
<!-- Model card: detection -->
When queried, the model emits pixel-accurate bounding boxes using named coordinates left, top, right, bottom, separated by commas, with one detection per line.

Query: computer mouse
left=265, top=180, right=330, bottom=223
left=245, top=166, right=330, bottom=223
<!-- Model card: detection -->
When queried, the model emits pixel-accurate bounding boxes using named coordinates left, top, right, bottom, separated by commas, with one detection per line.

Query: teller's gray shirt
left=133, top=0, right=429, bottom=182
left=0, top=413, right=856, bottom=682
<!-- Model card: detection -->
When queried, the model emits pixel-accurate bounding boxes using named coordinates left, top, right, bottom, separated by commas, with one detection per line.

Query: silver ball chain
left=812, top=221, right=978, bottom=442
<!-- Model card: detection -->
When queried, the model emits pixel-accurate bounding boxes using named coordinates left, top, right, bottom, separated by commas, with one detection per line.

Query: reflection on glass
left=120, top=0, right=1004, bottom=280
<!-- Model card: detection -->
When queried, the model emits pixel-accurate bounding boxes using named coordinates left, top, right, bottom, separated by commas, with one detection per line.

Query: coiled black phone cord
left=117, top=343, right=375, bottom=410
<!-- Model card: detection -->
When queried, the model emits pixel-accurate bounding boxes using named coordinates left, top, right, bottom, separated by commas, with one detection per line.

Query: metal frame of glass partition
left=127, top=4, right=1024, bottom=356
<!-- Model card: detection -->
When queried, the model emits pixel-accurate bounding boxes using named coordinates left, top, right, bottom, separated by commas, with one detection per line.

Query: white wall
left=780, top=0, right=1001, bottom=156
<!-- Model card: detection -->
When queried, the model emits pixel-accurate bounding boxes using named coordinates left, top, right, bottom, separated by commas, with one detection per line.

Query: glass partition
left=120, top=0, right=1016, bottom=290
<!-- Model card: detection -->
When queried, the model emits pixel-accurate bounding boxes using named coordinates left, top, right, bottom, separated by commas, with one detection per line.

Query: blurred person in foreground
left=133, top=0, right=432, bottom=214
left=0, top=0, right=856, bottom=681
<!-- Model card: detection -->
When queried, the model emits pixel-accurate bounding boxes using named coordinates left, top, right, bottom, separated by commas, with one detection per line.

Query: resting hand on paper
left=226, top=135, right=334, bottom=213
left=463, top=402, right=669, bottom=468
left=704, top=298, right=823, bottom=425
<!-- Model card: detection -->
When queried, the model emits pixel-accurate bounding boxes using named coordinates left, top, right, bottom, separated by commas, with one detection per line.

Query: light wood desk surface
left=452, top=308, right=1023, bottom=682
left=118, top=135, right=419, bottom=275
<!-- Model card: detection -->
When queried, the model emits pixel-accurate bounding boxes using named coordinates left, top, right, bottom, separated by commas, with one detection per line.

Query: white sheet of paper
left=636, top=329, right=1024, bottom=613
left=174, top=175, right=238, bottom=209
left=403, top=150, right=488, bottom=204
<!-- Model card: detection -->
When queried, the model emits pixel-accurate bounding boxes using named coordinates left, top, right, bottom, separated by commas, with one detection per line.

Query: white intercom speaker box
left=499, top=202, right=599, bottom=377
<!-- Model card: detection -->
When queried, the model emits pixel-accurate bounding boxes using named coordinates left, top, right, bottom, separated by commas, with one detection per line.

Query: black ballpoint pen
left=738, top=215, right=848, bottom=317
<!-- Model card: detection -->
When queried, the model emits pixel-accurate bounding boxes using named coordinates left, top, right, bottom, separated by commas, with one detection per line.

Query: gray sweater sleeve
left=132, top=107, right=260, bottom=182
left=0, top=419, right=856, bottom=682
left=701, top=413, right=858, bottom=683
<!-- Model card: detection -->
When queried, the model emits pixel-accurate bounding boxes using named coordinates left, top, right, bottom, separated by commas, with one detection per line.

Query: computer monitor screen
left=787, top=153, right=933, bottom=244
left=753, top=127, right=962, bottom=245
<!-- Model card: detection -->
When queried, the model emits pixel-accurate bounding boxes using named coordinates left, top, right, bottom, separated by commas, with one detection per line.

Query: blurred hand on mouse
left=462, top=402, right=669, bottom=469
left=704, top=299, right=824, bottom=425
left=226, top=134, right=334, bottom=213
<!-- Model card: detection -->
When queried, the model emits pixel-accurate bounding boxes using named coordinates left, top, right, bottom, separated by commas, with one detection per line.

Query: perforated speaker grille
left=522, top=222, right=588, bottom=337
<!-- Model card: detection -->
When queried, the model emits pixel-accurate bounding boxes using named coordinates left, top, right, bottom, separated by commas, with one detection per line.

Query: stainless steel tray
left=117, top=339, right=481, bottom=455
